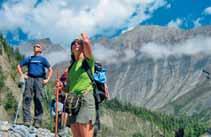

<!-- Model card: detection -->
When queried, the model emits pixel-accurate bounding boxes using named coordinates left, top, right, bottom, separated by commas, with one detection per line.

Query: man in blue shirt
left=17, top=43, right=53, bottom=128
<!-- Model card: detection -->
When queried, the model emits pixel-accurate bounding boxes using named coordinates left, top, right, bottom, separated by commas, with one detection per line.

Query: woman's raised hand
left=81, top=33, right=90, bottom=44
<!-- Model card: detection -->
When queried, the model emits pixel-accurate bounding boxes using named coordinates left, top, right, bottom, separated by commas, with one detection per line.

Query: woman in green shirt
left=58, top=33, right=96, bottom=137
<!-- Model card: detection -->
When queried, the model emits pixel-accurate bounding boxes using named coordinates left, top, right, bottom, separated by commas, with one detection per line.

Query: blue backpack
left=85, top=62, right=108, bottom=104
left=94, top=63, right=107, bottom=84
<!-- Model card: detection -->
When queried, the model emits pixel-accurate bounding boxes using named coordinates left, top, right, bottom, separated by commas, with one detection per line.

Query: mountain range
left=17, top=25, right=211, bottom=121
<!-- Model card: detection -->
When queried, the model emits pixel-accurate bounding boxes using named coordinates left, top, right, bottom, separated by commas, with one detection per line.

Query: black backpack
left=83, top=60, right=108, bottom=103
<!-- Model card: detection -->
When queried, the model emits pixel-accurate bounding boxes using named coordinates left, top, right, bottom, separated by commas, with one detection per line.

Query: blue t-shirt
left=19, top=55, right=50, bottom=78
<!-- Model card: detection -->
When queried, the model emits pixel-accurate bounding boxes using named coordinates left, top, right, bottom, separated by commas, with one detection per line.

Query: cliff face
left=105, top=26, right=211, bottom=117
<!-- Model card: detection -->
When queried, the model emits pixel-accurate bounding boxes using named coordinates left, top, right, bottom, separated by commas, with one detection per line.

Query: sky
left=0, top=0, right=211, bottom=46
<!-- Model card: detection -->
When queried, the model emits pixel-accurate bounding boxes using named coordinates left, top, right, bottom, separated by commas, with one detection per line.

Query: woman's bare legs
left=71, top=121, right=94, bottom=137
left=71, top=123, right=81, bottom=137
left=79, top=121, right=94, bottom=137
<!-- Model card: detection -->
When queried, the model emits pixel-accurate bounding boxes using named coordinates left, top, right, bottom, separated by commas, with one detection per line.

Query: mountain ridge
left=15, top=25, right=211, bottom=120
left=103, top=25, right=211, bottom=119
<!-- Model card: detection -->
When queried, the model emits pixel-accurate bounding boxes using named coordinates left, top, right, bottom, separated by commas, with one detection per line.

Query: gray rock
left=0, top=121, right=57, bottom=137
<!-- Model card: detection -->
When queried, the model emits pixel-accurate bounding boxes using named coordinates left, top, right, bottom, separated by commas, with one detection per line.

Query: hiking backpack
left=83, top=61, right=109, bottom=103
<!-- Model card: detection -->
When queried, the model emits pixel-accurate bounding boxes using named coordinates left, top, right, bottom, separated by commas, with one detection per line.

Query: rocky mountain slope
left=0, top=38, right=20, bottom=121
left=2, top=25, right=211, bottom=136
left=104, top=25, right=211, bottom=119
left=48, top=26, right=211, bottom=119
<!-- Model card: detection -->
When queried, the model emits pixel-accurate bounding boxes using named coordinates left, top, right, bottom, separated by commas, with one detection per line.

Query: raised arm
left=81, top=33, right=93, bottom=59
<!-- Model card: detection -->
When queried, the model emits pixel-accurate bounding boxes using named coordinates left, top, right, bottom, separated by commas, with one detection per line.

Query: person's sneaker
left=33, top=121, right=41, bottom=128
left=23, top=121, right=31, bottom=127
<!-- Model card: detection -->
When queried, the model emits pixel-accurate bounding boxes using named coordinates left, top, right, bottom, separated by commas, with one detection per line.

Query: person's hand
left=104, top=84, right=110, bottom=99
left=24, top=75, right=29, bottom=79
left=81, top=33, right=90, bottom=44
left=21, top=74, right=28, bottom=80
left=43, top=79, right=49, bottom=85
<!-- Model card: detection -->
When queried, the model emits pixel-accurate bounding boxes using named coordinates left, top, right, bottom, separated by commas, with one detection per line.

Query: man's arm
left=17, top=64, right=28, bottom=79
left=17, top=64, right=23, bottom=76
left=43, top=67, right=53, bottom=84
left=17, top=56, right=31, bottom=79
left=81, top=33, right=93, bottom=59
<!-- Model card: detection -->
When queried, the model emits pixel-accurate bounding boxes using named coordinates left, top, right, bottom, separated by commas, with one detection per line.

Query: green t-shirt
left=67, top=57, right=95, bottom=95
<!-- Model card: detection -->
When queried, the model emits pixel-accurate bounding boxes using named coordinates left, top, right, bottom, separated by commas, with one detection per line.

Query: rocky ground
left=0, top=121, right=72, bottom=137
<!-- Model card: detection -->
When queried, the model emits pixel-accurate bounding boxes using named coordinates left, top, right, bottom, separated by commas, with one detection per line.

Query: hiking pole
left=14, top=76, right=25, bottom=124
left=55, top=69, right=59, bottom=137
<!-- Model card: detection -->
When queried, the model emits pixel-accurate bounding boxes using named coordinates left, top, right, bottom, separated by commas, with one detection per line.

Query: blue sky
left=0, top=0, right=211, bottom=46
left=142, top=0, right=211, bottom=28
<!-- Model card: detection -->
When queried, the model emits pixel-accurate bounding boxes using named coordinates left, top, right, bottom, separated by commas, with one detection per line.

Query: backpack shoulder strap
left=82, top=59, right=102, bottom=134
left=82, top=59, right=95, bottom=84
left=67, top=60, right=75, bottom=72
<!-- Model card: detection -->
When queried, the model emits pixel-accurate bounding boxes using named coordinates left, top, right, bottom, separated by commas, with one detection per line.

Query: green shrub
left=104, top=99, right=208, bottom=137
left=0, top=67, right=5, bottom=89
left=0, top=34, right=24, bottom=81
left=132, top=132, right=144, bottom=137
left=14, top=48, right=24, bottom=62
left=4, top=91, right=17, bottom=112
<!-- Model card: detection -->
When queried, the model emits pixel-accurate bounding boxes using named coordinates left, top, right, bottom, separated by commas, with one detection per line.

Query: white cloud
left=93, top=36, right=211, bottom=64
left=140, top=36, right=211, bottom=59
left=93, top=43, right=136, bottom=64
left=0, top=0, right=167, bottom=45
left=45, top=51, right=69, bottom=66
left=166, top=4, right=171, bottom=9
left=117, top=0, right=167, bottom=36
left=193, top=18, right=202, bottom=28
left=167, top=18, right=183, bottom=28
left=93, top=44, right=118, bottom=64
left=121, top=49, right=136, bottom=62
left=204, top=7, right=211, bottom=15
left=0, top=0, right=35, bottom=30
left=148, top=0, right=167, bottom=13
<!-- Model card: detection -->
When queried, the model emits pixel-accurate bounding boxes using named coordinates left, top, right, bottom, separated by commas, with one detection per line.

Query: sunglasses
left=34, top=45, right=41, bottom=48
